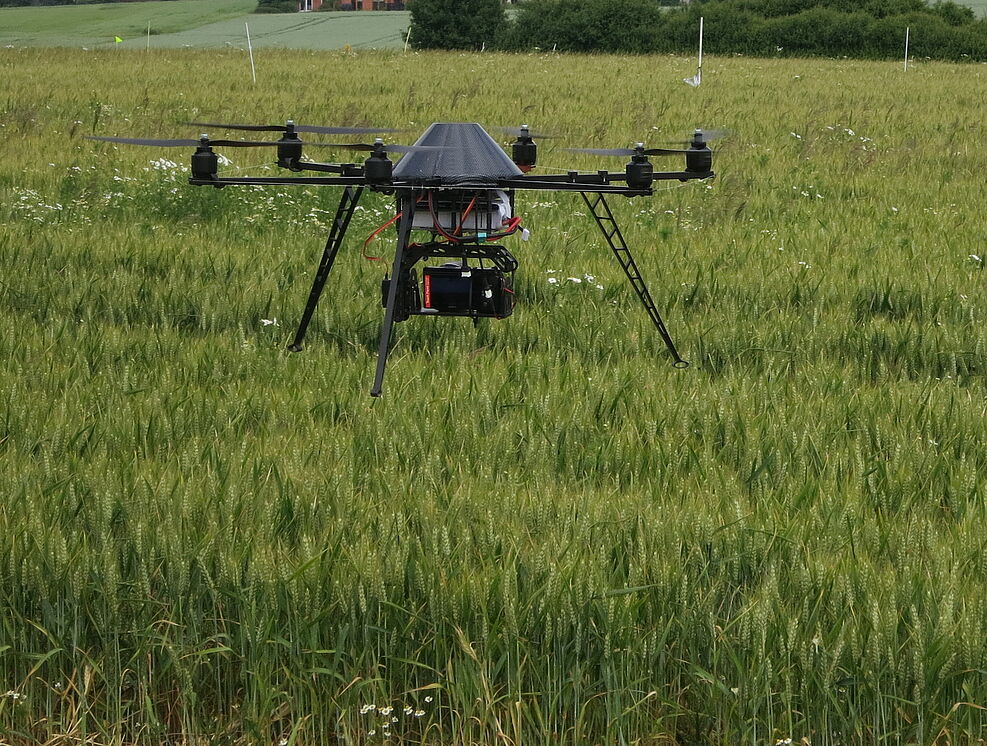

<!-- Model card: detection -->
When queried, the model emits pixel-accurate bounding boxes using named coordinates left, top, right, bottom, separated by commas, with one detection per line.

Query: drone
left=88, top=120, right=718, bottom=396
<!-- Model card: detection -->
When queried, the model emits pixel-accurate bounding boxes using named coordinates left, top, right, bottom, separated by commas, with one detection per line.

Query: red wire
left=363, top=211, right=402, bottom=261
left=454, top=196, right=477, bottom=236
left=428, top=193, right=459, bottom=242
left=490, top=216, right=522, bottom=240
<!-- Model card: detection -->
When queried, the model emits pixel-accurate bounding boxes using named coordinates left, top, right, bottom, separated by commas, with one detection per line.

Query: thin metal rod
left=371, top=192, right=416, bottom=397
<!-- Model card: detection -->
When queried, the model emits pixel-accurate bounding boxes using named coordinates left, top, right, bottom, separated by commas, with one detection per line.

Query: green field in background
left=127, top=11, right=410, bottom=51
left=1, top=0, right=983, bottom=51
left=0, top=2, right=409, bottom=50
left=0, top=0, right=256, bottom=47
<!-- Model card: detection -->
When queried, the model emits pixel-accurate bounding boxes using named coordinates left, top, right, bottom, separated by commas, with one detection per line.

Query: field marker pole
left=404, top=26, right=411, bottom=53
left=684, top=17, right=703, bottom=86
left=245, top=22, right=257, bottom=84
left=146, top=21, right=151, bottom=52
left=904, top=26, right=909, bottom=71
left=698, top=15, right=703, bottom=80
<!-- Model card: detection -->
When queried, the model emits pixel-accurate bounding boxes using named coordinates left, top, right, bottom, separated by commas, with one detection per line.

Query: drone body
left=89, top=121, right=717, bottom=396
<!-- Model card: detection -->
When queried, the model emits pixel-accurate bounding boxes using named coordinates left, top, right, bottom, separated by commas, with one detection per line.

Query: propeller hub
left=512, top=126, right=537, bottom=169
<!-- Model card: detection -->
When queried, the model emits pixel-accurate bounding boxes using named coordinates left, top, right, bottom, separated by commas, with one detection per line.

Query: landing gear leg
left=582, top=191, right=688, bottom=367
left=288, top=186, right=364, bottom=352
left=371, top=192, right=417, bottom=397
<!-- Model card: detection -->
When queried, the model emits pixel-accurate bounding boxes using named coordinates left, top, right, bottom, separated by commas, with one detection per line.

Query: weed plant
left=1, top=47, right=986, bottom=745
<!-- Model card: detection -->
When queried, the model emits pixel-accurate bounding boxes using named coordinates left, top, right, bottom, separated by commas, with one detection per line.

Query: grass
left=1, top=46, right=987, bottom=745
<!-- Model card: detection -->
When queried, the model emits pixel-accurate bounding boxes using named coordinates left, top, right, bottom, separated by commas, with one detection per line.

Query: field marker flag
left=683, top=17, right=703, bottom=87
left=114, top=36, right=123, bottom=43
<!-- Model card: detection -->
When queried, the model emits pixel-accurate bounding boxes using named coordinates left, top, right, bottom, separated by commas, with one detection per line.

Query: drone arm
left=291, top=161, right=365, bottom=176
left=499, top=169, right=714, bottom=194
left=189, top=175, right=368, bottom=187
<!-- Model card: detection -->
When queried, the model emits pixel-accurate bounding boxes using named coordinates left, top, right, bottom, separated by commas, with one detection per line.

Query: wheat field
left=1, top=47, right=986, bottom=745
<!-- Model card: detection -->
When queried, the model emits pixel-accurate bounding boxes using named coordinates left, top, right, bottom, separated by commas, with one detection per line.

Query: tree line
left=409, top=0, right=987, bottom=60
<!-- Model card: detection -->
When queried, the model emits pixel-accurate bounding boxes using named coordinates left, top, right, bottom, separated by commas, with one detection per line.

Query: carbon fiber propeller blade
left=87, top=135, right=288, bottom=147
left=86, top=136, right=438, bottom=151
left=566, top=146, right=690, bottom=157
left=491, top=126, right=558, bottom=139
left=656, top=128, right=733, bottom=145
left=333, top=143, right=442, bottom=154
left=187, top=121, right=407, bottom=135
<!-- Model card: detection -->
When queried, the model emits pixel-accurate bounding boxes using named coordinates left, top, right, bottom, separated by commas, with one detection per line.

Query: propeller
left=331, top=141, right=442, bottom=154
left=86, top=135, right=288, bottom=148
left=655, top=128, right=732, bottom=146
left=492, top=125, right=558, bottom=140
left=566, top=144, right=690, bottom=157
left=86, top=135, right=440, bottom=153
left=187, top=120, right=407, bottom=135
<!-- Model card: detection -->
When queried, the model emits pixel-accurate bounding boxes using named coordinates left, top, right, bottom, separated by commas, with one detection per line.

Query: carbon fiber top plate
left=392, top=123, right=523, bottom=186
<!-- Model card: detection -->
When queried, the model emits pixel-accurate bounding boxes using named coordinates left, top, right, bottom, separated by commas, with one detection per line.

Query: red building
left=298, top=0, right=406, bottom=9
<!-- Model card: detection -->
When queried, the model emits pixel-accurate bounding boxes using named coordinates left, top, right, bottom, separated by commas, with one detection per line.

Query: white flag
left=683, top=71, right=702, bottom=87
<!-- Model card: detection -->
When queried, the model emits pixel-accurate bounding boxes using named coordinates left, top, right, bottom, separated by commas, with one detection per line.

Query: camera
left=382, top=262, right=514, bottom=321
